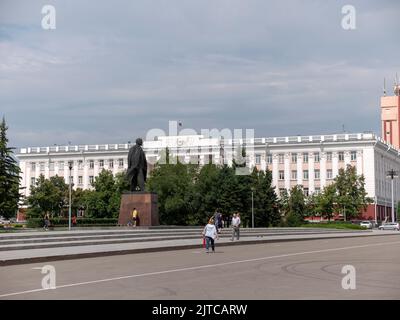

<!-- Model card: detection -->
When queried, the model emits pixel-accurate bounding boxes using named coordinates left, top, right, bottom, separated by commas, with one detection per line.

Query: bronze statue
left=127, top=138, right=147, bottom=191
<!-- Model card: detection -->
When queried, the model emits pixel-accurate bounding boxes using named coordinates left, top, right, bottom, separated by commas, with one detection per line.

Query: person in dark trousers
left=43, top=213, right=50, bottom=231
left=231, top=213, right=241, bottom=241
left=202, top=218, right=219, bottom=253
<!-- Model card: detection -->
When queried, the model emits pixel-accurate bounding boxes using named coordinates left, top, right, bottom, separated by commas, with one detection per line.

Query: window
left=291, top=153, right=297, bottom=163
left=279, top=154, right=284, bottom=164
left=109, top=159, right=114, bottom=169
left=314, top=153, right=320, bottom=162
left=49, top=162, right=54, bottom=171
left=99, top=160, right=104, bottom=168
left=314, top=170, right=320, bottom=180
left=59, top=161, right=64, bottom=170
left=291, top=170, right=297, bottom=180
left=303, top=170, right=309, bottom=180
left=303, top=153, right=309, bottom=163
left=279, top=170, right=285, bottom=180
left=303, top=188, right=309, bottom=196
left=339, top=152, right=344, bottom=161
left=89, top=176, right=94, bottom=185
left=255, top=154, right=261, bottom=164
left=89, top=160, right=94, bottom=169
left=30, top=177, right=36, bottom=186
left=314, top=187, right=321, bottom=194
left=119, top=159, right=124, bottom=168
left=326, top=152, right=332, bottom=161
left=279, top=188, right=286, bottom=196
left=31, top=162, right=36, bottom=171
left=327, top=169, right=333, bottom=179
left=267, top=154, right=272, bottom=164
left=78, top=160, right=83, bottom=169
left=78, top=176, right=83, bottom=185
left=40, top=162, right=45, bottom=171
left=351, top=151, right=357, bottom=161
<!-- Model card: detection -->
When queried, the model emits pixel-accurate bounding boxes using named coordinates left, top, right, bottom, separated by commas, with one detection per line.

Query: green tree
left=250, top=168, right=280, bottom=227
left=27, top=175, right=68, bottom=218
left=281, top=185, right=306, bottom=226
left=0, top=117, right=22, bottom=218
left=147, top=161, right=197, bottom=225
left=84, top=169, right=123, bottom=218
left=334, top=165, right=372, bottom=220
left=313, top=184, right=337, bottom=221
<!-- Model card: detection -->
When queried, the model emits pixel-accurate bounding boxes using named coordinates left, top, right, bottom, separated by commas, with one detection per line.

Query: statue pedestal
left=118, top=192, right=159, bottom=226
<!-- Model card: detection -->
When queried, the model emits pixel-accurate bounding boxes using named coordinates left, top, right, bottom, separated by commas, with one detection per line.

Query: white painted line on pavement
left=1, top=239, right=400, bottom=298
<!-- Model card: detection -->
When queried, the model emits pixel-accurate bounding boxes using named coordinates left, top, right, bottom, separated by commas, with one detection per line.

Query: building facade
left=17, top=132, right=400, bottom=222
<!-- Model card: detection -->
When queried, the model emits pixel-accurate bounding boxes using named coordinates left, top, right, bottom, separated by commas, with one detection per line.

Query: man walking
left=231, top=213, right=241, bottom=241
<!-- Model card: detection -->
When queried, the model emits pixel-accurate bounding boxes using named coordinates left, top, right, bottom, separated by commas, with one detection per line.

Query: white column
left=63, top=162, right=69, bottom=184
left=344, top=151, right=351, bottom=167
left=308, top=152, right=315, bottom=193
left=297, top=152, right=303, bottom=185
left=35, top=163, right=40, bottom=179
left=320, top=152, right=327, bottom=189
left=332, top=151, right=339, bottom=178
left=284, top=153, right=290, bottom=191
left=260, top=153, right=267, bottom=172
left=272, top=153, right=278, bottom=189
left=94, top=160, right=99, bottom=178
left=73, top=161, right=79, bottom=190
left=44, top=161, right=50, bottom=179
left=20, top=161, right=27, bottom=197
left=356, top=150, right=363, bottom=175
left=54, top=161, right=59, bottom=177
left=83, top=160, right=89, bottom=189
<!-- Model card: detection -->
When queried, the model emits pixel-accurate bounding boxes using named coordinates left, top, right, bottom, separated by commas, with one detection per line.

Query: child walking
left=202, top=218, right=219, bottom=253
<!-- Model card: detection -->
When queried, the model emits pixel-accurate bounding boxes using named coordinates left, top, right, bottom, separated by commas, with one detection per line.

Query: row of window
left=279, top=187, right=319, bottom=197
left=278, top=169, right=333, bottom=180
left=255, top=151, right=358, bottom=165
left=30, top=159, right=125, bottom=171
left=31, top=175, right=95, bottom=186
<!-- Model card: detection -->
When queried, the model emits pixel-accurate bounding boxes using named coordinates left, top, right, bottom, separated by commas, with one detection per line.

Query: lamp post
left=68, top=161, right=73, bottom=231
left=386, top=169, right=398, bottom=223
left=251, top=187, right=255, bottom=228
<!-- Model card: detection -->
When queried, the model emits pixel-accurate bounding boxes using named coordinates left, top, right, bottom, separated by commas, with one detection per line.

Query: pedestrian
left=43, top=213, right=50, bottom=231
left=217, top=211, right=223, bottom=233
left=202, top=218, right=219, bottom=253
left=132, top=207, right=139, bottom=227
left=231, top=213, right=241, bottom=241
left=72, top=215, right=77, bottom=227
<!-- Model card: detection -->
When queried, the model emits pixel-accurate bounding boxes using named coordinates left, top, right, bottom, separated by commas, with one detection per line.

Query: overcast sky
left=1, top=0, right=399, bottom=148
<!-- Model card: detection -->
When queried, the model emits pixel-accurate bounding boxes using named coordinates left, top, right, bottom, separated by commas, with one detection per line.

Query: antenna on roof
left=383, top=78, right=387, bottom=96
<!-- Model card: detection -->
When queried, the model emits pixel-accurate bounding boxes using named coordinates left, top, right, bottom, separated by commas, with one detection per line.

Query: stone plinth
left=118, top=192, right=159, bottom=226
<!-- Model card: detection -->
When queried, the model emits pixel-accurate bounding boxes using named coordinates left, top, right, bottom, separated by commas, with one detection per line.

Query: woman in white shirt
left=202, top=218, right=219, bottom=253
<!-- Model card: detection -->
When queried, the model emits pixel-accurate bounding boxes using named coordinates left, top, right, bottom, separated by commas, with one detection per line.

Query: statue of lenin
left=127, top=138, right=147, bottom=192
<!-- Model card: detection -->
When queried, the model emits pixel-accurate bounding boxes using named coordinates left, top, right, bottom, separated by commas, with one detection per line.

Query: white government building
left=17, top=132, right=400, bottom=222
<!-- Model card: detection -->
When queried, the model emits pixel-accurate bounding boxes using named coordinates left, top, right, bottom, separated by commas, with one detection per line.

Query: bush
left=27, top=218, right=118, bottom=228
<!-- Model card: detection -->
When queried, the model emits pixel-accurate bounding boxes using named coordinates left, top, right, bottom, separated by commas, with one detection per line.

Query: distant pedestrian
left=217, top=212, right=223, bottom=233
left=231, top=213, right=241, bottom=241
left=128, top=208, right=139, bottom=227
left=72, top=215, right=77, bottom=227
left=43, top=213, right=50, bottom=231
left=202, top=218, right=219, bottom=253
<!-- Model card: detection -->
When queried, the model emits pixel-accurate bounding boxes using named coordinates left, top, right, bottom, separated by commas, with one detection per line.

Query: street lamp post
left=386, top=169, right=398, bottom=223
left=251, top=187, right=255, bottom=228
left=68, top=161, right=73, bottom=231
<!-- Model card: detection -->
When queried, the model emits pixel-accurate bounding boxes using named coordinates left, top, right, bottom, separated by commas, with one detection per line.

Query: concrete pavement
left=0, top=228, right=396, bottom=265
left=0, top=234, right=399, bottom=299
